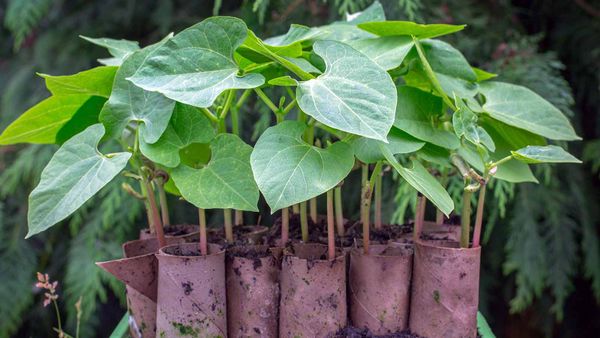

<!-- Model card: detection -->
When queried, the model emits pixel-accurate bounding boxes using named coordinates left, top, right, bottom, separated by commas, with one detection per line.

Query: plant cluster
left=0, top=1, right=588, bottom=336
left=0, top=2, right=580, bottom=254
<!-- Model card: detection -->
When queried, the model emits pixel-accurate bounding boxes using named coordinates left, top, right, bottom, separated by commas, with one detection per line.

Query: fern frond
left=398, top=0, right=422, bottom=21
left=503, top=186, right=547, bottom=313
left=4, top=0, right=55, bottom=50
left=0, top=204, right=38, bottom=338
left=63, top=178, right=141, bottom=336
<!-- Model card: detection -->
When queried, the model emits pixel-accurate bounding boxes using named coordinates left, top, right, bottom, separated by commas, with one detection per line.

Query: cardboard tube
left=349, top=244, right=413, bottom=334
left=156, top=243, right=227, bottom=337
left=226, top=245, right=279, bottom=337
left=409, top=240, right=481, bottom=338
left=279, top=243, right=347, bottom=337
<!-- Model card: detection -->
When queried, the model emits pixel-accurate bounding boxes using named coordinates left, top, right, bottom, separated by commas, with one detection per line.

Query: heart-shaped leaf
left=351, top=127, right=425, bottom=164
left=394, top=86, right=459, bottom=149
left=347, top=36, right=414, bottom=70
left=129, top=17, right=264, bottom=108
left=420, top=39, right=476, bottom=81
left=139, top=103, right=216, bottom=167
left=251, top=121, right=354, bottom=211
left=100, top=36, right=176, bottom=144
left=512, top=145, right=581, bottom=164
left=296, top=40, right=396, bottom=141
left=0, top=95, right=106, bottom=145
left=39, top=66, right=117, bottom=98
left=381, top=148, right=454, bottom=216
left=358, top=21, right=465, bottom=40
left=80, top=36, right=140, bottom=66
left=479, top=81, right=580, bottom=141
left=171, top=134, right=259, bottom=211
left=27, top=124, right=131, bottom=238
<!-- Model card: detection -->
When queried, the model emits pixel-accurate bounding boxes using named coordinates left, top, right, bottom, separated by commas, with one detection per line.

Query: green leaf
left=250, top=121, right=354, bottom=211
left=511, top=145, right=581, bottom=164
left=347, top=36, right=414, bottom=70
left=479, top=81, right=580, bottom=141
left=0, top=95, right=106, bottom=145
left=171, top=134, right=259, bottom=211
left=458, top=142, right=537, bottom=184
left=296, top=40, right=396, bottom=141
left=394, top=86, right=459, bottom=149
left=358, top=21, right=465, bottom=40
left=381, top=149, right=454, bottom=216
left=100, top=36, right=176, bottom=143
left=27, top=124, right=131, bottom=238
left=345, top=1, right=385, bottom=24
left=421, top=39, right=476, bottom=81
left=351, top=127, right=425, bottom=163
left=477, top=312, right=496, bottom=338
left=109, top=313, right=130, bottom=338
left=473, top=67, right=497, bottom=82
left=129, top=17, right=264, bottom=108
left=80, top=36, right=140, bottom=66
left=139, top=103, right=216, bottom=167
left=39, top=66, right=118, bottom=98
left=268, top=75, right=299, bottom=87
left=453, top=96, right=495, bottom=151
left=263, top=24, right=322, bottom=47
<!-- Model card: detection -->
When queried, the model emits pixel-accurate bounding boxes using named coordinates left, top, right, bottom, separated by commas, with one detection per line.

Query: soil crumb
left=330, top=326, right=422, bottom=338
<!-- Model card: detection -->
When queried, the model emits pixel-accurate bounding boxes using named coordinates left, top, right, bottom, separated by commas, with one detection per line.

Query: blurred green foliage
left=0, top=0, right=599, bottom=337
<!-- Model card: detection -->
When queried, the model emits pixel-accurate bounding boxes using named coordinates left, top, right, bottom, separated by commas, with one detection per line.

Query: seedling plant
left=0, top=1, right=582, bottom=335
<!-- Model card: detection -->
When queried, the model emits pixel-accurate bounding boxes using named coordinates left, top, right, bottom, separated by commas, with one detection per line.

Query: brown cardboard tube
left=226, top=245, right=280, bottom=337
left=349, top=244, right=413, bottom=334
left=409, top=240, right=481, bottom=338
left=279, top=243, right=347, bottom=337
left=155, top=243, right=227, bottom=337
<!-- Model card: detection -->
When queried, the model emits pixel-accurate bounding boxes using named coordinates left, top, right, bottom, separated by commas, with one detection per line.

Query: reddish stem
left=144, top=179, right=165, bottom=248
left=281, top=207, right=289, bottom=245
left=327, top=190, right=335, bottom=260
left=472, top=184, right=487, bottom=248
left=413, top=195, right=426, bottom=242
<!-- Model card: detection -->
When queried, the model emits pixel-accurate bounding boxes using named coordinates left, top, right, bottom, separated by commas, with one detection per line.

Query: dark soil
left=226, top=246, right=271, bottom=260
left=344, top=222, right=413, bottom=245
left=267, top=214, right=416, bottom=248
left=188, top=225, right=268, bottom=246
left=266, top=213, right=328, bottom=245
left=141, top=224, right=198, bottom=237
left=330, top=326, right=422, bottom=338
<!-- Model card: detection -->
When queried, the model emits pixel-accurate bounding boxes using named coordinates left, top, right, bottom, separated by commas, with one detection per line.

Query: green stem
left=231, top=103, right=240, bottom=136
left=490, top=155, right=514, bottom=169
left=472, top=184, right=487, bottom=248
left=281, top=207, right=289, bottom=245
left=327, top=189, right=335, bottom=260
left=254, top=88, right=279, bottom=114
left=292, top=204, right=300, bottom=214
left=201, top=107, right=219, bottom=124
left=374, top=169, right=383, bottom=230
left=53, top=300, right=62, bottom=334
left=219, top=89, right=235, bottom=120
left=413, top=36, right=456, bottom=110
left=236, top=89, right=252, bottom=109
left=198, top=208, right=207, bottom=255
left=309, top=197, right=317, bottom=223
left=139, top=179, right=155, bottom=234
left=334, top=186, right=344, bottom=237
left=300, top=201, right=309, bottom=242
left=360, top=164, right=369, bottom=225
left=224, top=209, right=233, bottom=242
left=156, top=177, right=170, bottom=227
left=234, top=210, right=243, bottom=226
left=460, top=183, right=473, bottom=248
